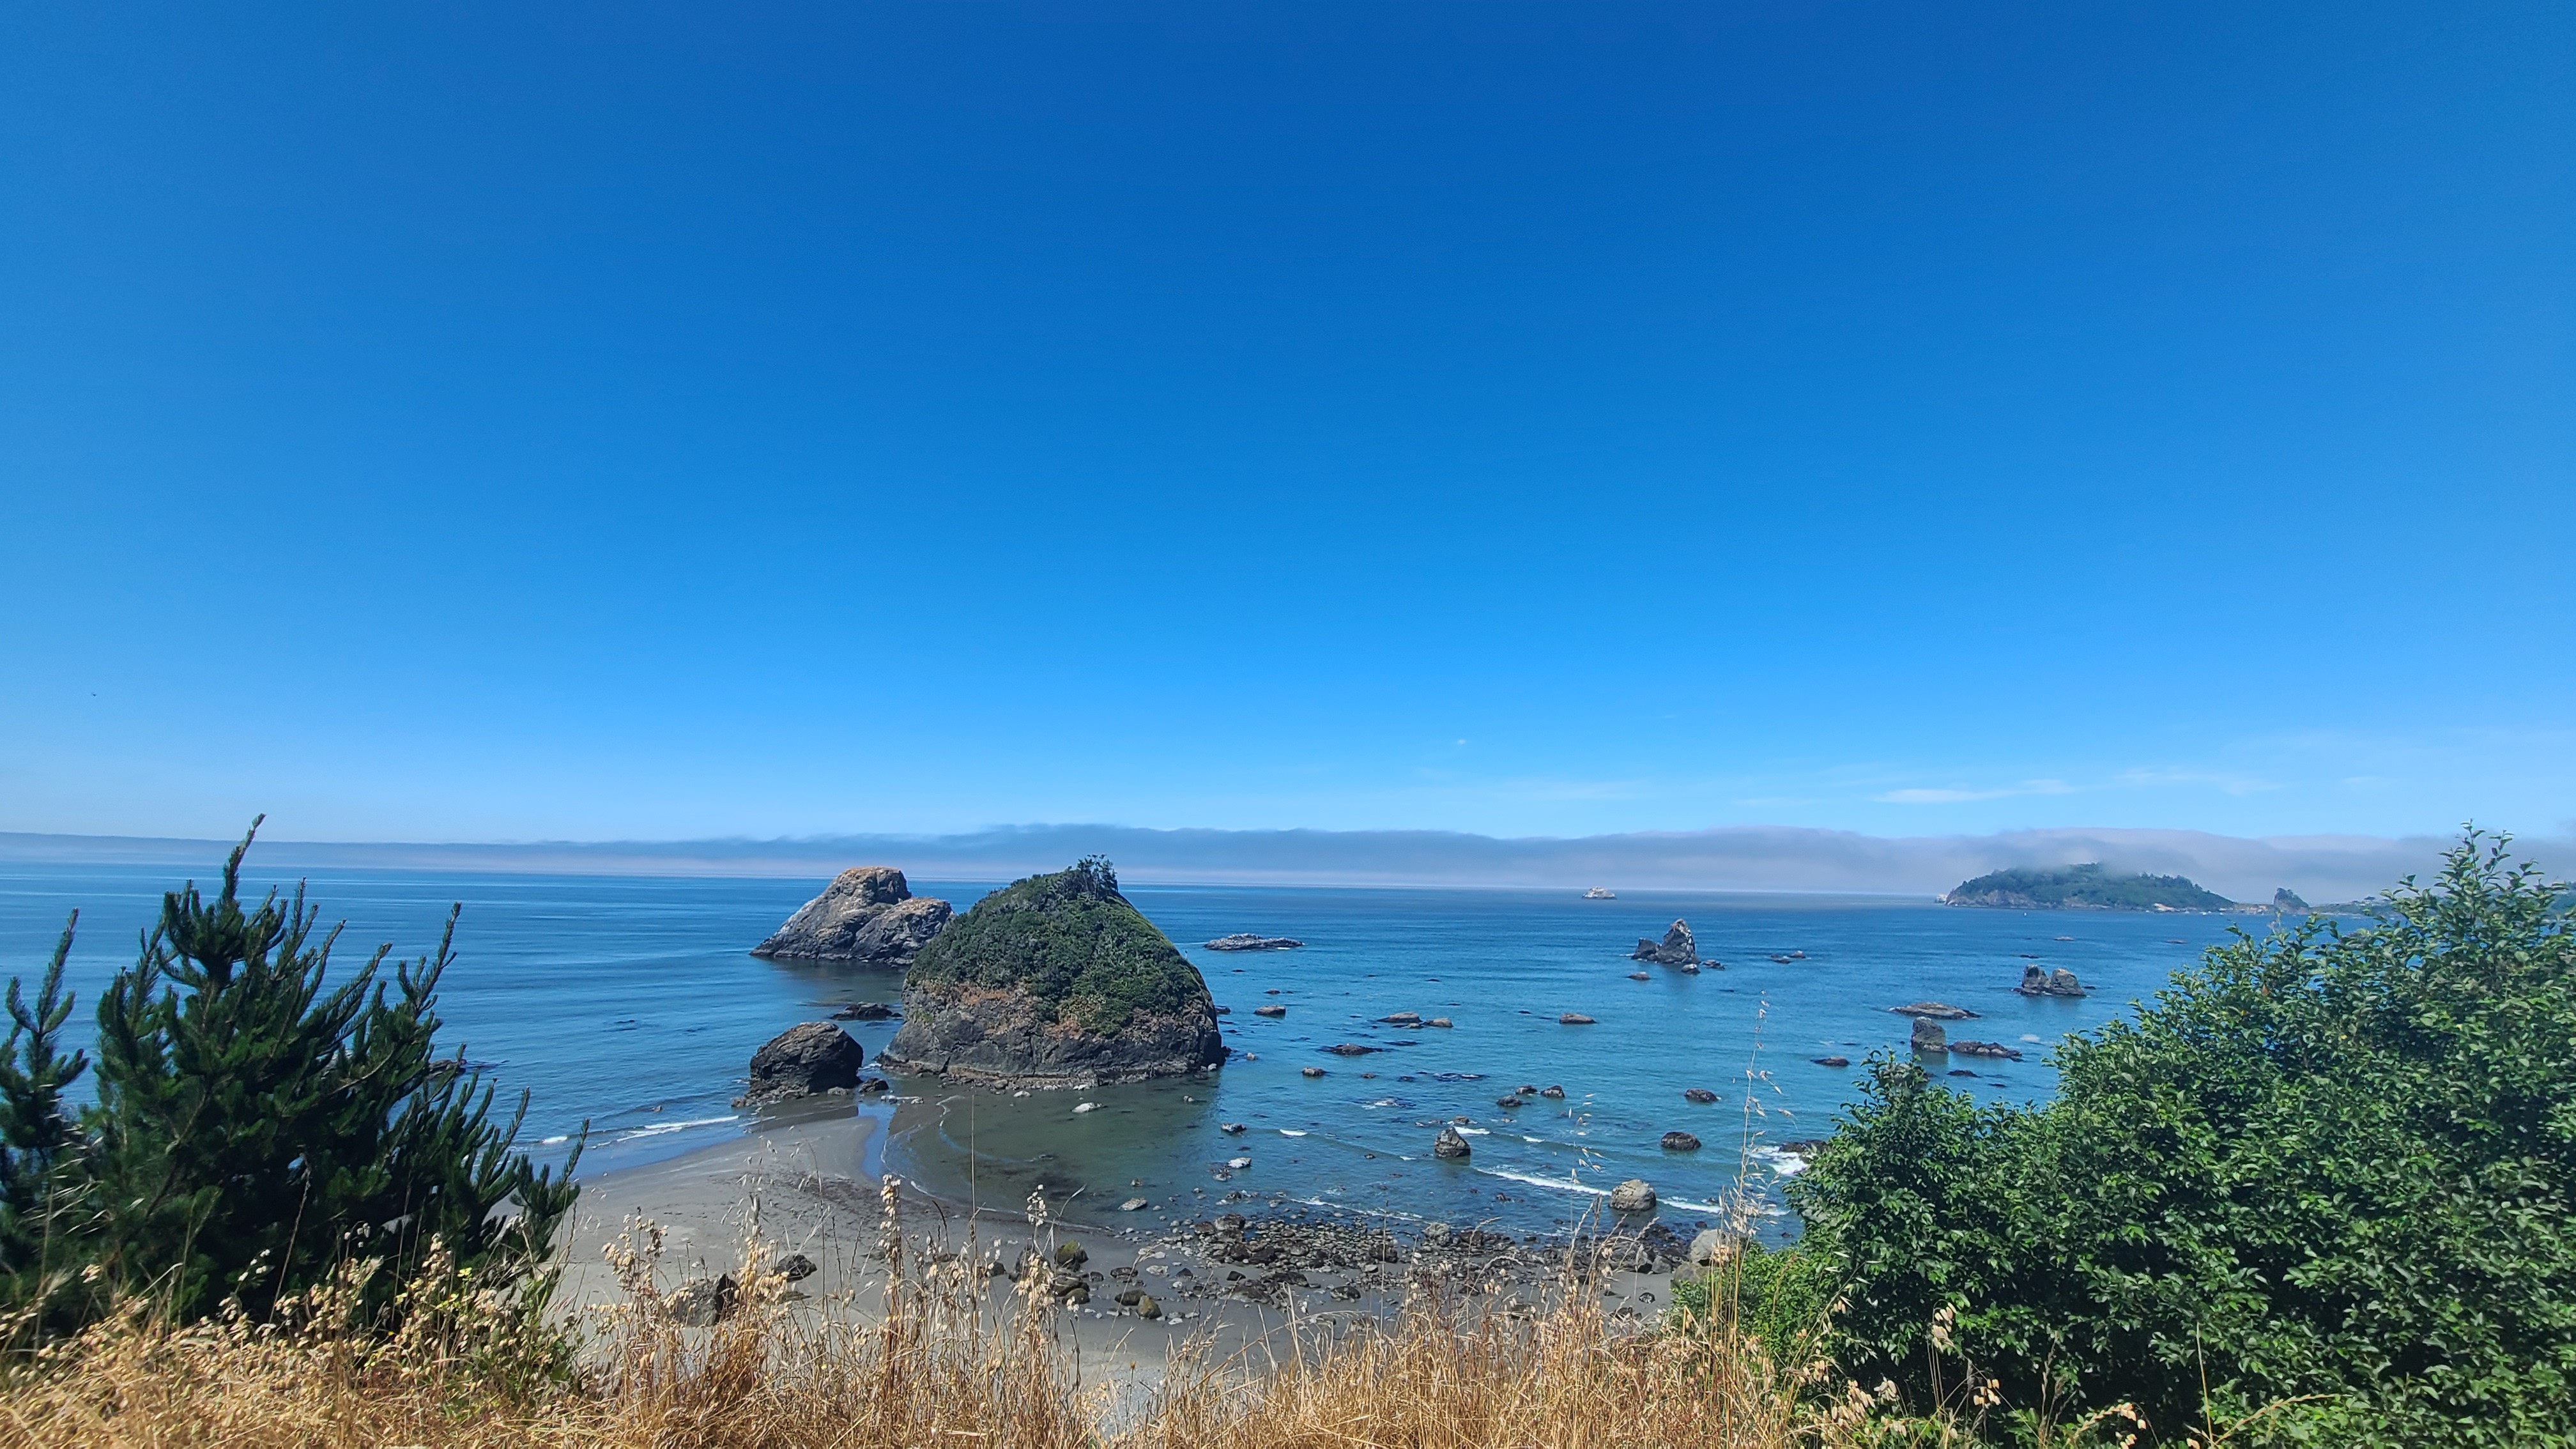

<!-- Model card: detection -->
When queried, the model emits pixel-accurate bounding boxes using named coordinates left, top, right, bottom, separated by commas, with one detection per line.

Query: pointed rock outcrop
left=752, top=866, right=951, bottom=965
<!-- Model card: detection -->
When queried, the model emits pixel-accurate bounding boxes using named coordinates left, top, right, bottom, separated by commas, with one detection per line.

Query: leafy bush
left=0, top=824, right=579, bottom=1340
left=1794, top=832, right=2575, bottom=1445
left=904, top=859, right=1211, bottom=1035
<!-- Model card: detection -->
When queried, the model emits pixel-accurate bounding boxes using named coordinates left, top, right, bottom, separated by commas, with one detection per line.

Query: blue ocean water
left=0, top=859, right=2279, bottom=1236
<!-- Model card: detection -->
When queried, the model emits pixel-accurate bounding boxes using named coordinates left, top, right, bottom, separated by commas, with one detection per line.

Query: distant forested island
left=1943, top=862, right=2235, bottom=910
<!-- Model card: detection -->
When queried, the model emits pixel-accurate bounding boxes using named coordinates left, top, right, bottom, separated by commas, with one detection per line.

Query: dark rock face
left=1205, top=933, right=1304, bottom=951
left=1952, top=1039, right=2025, bottom=1059
left=1910, top=1016, right=1949, bottom=1054
left=2015, top=965, right=2087, bottom=997
left=752, top=867, right=952, bottom=965
left=668, top=1273, right=738, bottom=1326
left=1632, top=919, right=1699, bottom=965
left=1682, top=1087, right=1719, bottom=1103
left=1433, top=1124, right=1473, bottom=1159
left=734, top=1022, right=868, bottom=1107
left=877, top=860, right=1224, bottom=1089
left=1660, top=1131, right=1702, bottom=1151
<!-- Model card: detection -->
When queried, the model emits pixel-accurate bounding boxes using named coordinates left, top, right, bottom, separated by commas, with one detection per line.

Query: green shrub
left=0, top=824, right=579, bottom=1339
left=1793, top=832, right=2576, bottom=1445
left=1669, top=1234, right=1839, bottom=1368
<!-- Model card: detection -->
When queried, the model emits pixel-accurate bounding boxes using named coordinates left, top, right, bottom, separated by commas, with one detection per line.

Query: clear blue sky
left=3, top=2, right=2569, bottom=845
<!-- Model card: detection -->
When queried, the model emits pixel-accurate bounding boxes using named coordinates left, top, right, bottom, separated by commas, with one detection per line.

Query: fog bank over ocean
left=0, top=824, right=2496, bottom=903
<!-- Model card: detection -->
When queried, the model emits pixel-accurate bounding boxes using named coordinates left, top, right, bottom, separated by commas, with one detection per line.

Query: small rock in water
left=1427, top=1016, right=1453, bottom=1028
left=1540, top=1084, right=1565, bottom=1099
left=1560, top=1012, right=1597, bottom=1025
left=1379, top=1011, right=1423, bottom=1027
left=1911, top=1016, right=1949, bottom=1054
left=1889, top=1002, right=1978, bottom=1020
left=1812, top=1056, right=1850, bottom=1068
left=1219, top=1122, right=1247, bottom=1134
left=1324, top=1043, right=1380, bottom=1055
left=831, top=1001, right=896, bottom=1021
left=1226, top=1157, right=1252, bottom=1170
left=1682, top=1087, right=1718, bottom=1103
left=1432, top=1124, right=1473, bottom=1159
left=1495, top=1094, right=1525, bottom=1108
left=1254, top=1004, right=1287, bottom=1018
left=1660, top=1131, right=1701, bottom=1151
left=1119, top=1197, right=1149, bottom=1211
left=1627, top=971, right=1650, bottom=981
left=1301, top=1066, right=1326, bottom=1078
left=1073, top=1102, right=1098, bottom=1114
left=1135, top=1293, right=1162, bottom=1319
left=1607, top=1178, right=1657, bottom=1213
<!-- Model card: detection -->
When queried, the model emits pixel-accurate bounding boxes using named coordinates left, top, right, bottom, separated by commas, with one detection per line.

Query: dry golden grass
left=0, top=1183, right=2051, bottom=1449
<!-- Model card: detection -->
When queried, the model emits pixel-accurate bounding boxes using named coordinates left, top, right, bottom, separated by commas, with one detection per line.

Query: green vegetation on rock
left=1943, top=861, right=2233, bottom=910
left=904, top=857, right=1211, bottom=1036
left=1784, top=832, right=2576, bottom=1445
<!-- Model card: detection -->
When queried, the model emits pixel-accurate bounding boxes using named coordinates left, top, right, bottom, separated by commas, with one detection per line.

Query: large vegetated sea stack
left=752, top=866, right=951, bottom=965
left=877, top=857, right=1225, bottom=1088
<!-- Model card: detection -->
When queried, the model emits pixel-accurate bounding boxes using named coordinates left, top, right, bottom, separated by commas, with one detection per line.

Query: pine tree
left=0, top=822, right=581, bottom=1333
left=0, top=914, right=87, bottom=1324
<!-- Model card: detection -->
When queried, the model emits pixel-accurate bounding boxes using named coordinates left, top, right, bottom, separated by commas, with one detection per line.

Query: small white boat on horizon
left=1582, top=887, right=1616, bottom=900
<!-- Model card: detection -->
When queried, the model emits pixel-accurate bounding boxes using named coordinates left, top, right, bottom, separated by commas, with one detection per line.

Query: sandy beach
left=555, top=1101, right=1688, bottom=1399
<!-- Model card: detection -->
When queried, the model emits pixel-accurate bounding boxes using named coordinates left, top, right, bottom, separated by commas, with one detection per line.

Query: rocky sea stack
left=1631, top=919, right=1698, bottom=966
left=751, top=866, right=952, bottom=965
left=877, top=857, right=1224, bottom=1088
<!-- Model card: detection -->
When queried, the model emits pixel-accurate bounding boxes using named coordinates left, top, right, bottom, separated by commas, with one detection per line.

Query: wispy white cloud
left=1873, top=779, right=2074, bottom=805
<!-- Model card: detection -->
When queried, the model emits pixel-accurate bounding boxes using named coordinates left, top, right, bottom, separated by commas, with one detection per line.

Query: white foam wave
left=617, top=1114, right=739, bottom=1142
left=1456, top=1126, right=1491, bottom=1136
left=1278, top=1129, right=1308, bottom=1137
left=1476, top=1167, right=1607, bottom=1197
left=537, top=1134, right=570, bottom=1146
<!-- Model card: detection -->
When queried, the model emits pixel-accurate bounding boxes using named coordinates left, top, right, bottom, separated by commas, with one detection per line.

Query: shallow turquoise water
left=0, top=860, right=2283, bottom=1236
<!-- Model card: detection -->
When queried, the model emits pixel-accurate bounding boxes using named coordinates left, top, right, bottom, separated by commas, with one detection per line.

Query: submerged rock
left=752, top=866, right=952, bottom=965
left=1890, top=1002, right=1979, bottom=1019
left=877, top=859, right=1224, bottom=1089
left=1632, top=919, right=1699, bottom=966
left=733, top=1022, right=868, bottom=1108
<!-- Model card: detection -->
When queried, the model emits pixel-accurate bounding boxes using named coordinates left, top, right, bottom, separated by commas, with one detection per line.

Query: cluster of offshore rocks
left=743, top=857, right=1227, bottom=1094
left=1888, top=1002, right=2025, bottom=1060
left=1629, top=919, right=1707, bottom=970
